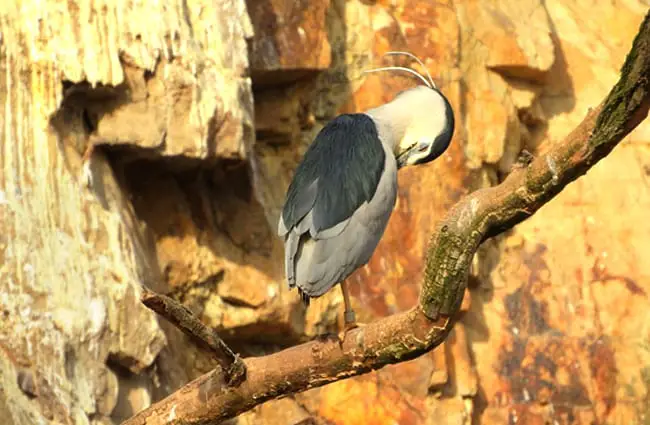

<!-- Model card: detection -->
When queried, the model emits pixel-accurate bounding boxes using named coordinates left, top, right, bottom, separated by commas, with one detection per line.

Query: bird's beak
left=396, top=146, right=414, bottom=168
left=396, top=152, right=408, bottom=168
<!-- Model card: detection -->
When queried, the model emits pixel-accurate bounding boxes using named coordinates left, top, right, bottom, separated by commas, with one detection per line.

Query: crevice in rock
left=107, top=359, right=155, bottom=423
left=51, top=79, right=132, bottom=164
left=48, top=74, right=297, bottom=389
left=164, top=270, right=224, bottom=305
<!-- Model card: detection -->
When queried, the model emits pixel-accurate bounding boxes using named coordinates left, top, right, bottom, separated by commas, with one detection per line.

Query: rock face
left=0, top=0, right=254, bottom=424
left=1, top=1, right=649, bottom=425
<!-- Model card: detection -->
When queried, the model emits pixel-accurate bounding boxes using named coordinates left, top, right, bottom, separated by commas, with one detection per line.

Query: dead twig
left=140, top=287, right=246, bottom=386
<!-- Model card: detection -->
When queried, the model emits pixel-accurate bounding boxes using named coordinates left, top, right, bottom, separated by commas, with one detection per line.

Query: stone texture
left=235, top=397, right=316, bottom=425
left=88, top=58, right=253, bottom=160
left=456, top=0, right=556, bottom=172
left=246, top=0, right=332, bottom=86
left=3, top=0, right=650, bottom=424
left=120, top=159, right=304, bottom=345
left=0, top=0, right=253, bottom=424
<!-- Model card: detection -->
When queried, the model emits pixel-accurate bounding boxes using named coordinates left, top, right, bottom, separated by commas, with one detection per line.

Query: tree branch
left=420, top=10, right=650, bottom=319
left=140, top=287, right=246, bottom=386
left=124, top=11, right=650, bottom=425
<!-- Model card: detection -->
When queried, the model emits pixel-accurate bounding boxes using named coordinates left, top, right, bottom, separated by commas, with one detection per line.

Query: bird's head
left=363, top=52, right=455, bottom=169
left=391, top=86, right=455, bottom=168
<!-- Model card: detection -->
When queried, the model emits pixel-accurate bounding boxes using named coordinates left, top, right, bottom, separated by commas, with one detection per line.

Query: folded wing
left=278, top=114, right=394, bottom=300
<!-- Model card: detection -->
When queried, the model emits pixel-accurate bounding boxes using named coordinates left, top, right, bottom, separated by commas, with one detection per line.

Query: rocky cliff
left=0, top=0, right=649, bottom=424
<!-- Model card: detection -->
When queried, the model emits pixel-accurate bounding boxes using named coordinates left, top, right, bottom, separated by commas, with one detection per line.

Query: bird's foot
left=337, top=321, right=366, bottom=342
left=337, top=310, right=365, bottom=342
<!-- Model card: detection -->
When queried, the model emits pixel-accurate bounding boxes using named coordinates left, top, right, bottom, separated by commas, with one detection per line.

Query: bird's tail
left=285, top=231, right=313, bottom=307
left=284, top=231, right=299, bottom=288
left=297, top=287, right=311, bottom=306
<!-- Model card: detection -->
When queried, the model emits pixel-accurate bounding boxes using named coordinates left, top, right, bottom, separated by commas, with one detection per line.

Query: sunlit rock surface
left=1, top=0, right=649, bottom=424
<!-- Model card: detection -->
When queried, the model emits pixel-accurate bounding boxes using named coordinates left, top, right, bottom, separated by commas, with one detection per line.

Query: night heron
left=278, top=52, right=455, bottom=334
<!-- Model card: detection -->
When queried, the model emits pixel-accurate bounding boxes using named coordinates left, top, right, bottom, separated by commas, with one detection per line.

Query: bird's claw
left=338, top=315, right=365, bottom=342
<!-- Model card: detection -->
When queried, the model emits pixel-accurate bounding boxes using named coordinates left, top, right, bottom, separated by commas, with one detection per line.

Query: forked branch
left=125, top=11, right=650, bottom=425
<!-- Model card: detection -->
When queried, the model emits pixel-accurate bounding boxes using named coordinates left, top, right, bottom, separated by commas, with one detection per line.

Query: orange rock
left=318, top=374, right=426, bottom=425
left=246, top=0, right=332, bottom=86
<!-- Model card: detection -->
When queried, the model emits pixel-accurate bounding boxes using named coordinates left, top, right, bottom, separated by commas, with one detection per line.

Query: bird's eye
left=418, top=142, right=430, bottom=152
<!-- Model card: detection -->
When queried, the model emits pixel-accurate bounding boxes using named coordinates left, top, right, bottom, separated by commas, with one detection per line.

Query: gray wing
left=279, top=114, right=386, bottom=236
left=279, top=140, right=398, bottom=299
left=278, top=113, right=389, bottom=297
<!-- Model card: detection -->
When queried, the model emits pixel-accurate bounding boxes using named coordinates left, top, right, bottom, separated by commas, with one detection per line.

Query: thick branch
left=124, top=11, right=650, bottom=425
left=141, top=287, right=246, bottom=386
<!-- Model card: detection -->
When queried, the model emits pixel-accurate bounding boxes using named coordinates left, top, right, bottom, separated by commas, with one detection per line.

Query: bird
left=277, top=52, right=455, bottom=335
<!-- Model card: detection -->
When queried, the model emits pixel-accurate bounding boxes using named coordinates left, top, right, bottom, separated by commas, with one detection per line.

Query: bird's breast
left=369, top=142, right=399, bottom=219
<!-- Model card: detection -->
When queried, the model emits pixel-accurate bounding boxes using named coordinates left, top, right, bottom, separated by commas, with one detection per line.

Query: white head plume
left=361, top=51, right=437, bottom=89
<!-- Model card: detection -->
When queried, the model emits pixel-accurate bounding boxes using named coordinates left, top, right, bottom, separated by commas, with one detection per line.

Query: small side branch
left=140, top=287, right=246, bottom=386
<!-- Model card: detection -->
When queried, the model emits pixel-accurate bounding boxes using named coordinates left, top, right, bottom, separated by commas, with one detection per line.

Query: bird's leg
left=337, top=280, right=361, bottom=342
left=341, top=280, right=356, bottom=329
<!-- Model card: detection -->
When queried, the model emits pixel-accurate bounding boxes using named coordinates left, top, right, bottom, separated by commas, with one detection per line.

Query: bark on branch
left=140, top=287, right=246, bottom=386
left=124, top=11, right=650, bottom=425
